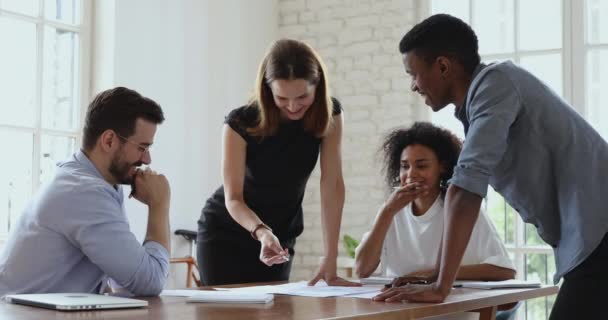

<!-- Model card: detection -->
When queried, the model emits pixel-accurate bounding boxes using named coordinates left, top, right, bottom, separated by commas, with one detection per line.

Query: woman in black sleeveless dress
left=197, top=39, right=358, bottom=287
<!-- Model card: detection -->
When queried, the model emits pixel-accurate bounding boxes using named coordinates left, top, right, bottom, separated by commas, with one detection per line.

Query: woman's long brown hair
left=248, top=39, right=333, bottom=137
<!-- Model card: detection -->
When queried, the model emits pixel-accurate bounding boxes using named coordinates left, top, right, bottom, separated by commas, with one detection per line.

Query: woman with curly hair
left=355, top=122, right=515, bottom=289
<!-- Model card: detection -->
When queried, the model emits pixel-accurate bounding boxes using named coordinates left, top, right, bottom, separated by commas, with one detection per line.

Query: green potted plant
left=334, top=234, right=359, bottom=278
left=343, top=234, right=359, bottom=259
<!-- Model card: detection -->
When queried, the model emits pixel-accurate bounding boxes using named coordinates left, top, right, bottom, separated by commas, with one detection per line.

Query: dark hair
left=381, top=122, right=462, bottom=196
left=399, top=14, right=480, bottom=75
left=82, top=87, right=165, bottom=151
left=249, top=38, right=333, bottom=137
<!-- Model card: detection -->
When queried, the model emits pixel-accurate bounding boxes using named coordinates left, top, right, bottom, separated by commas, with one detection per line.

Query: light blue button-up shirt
left=451, top=61, right=608, bottom=283
left=0, top=151, right=169, bottom=296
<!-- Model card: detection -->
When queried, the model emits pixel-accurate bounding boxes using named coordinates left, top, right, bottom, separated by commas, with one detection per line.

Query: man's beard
left=108, top=153, right=142, bottom=185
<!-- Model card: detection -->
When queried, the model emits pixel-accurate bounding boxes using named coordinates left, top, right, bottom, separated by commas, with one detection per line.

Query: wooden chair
left=170, top=256, right=201, bottom=288
left=170, top=229, right=201, bottom=288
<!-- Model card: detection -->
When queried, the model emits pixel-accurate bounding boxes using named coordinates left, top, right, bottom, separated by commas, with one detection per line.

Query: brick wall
left=277, top=0, right=425, bottom=280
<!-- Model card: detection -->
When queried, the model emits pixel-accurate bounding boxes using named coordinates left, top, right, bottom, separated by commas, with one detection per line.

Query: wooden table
left=0, top=284, right=558, bottom=320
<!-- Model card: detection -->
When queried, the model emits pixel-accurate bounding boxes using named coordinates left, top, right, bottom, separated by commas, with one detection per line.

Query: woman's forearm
left=354, top=207, right=395, bottom=278
left=225, top=199, right=265, bottom=233
left=404, top=263, right=515, bottom=282
left=320, top=175, right=345, bottom=260
left=455, top=264, right=515, bottom=281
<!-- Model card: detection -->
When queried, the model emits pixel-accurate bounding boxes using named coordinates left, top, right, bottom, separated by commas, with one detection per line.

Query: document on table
left=160, top=289, right=274, bottom=304
left=218, top=281, right=383, bottom=298
left=344, top=290, right=383, bottom=299
left=160, top=289, right=202, bottom=297
left=454, top=279, right=542, bottom=289
left=360, top=276, right=393, bottom=285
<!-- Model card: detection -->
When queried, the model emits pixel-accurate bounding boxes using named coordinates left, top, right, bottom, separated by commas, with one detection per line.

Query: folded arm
left=72, top=188, right=170, bottom=296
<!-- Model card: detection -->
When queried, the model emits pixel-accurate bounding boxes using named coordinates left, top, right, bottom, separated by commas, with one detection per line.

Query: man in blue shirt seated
left=373, top=14, right=608, bottom=320
left=0, top=87, right=171, bottom=296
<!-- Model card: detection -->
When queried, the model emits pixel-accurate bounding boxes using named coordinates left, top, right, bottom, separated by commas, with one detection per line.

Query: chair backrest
left=171, top=229, right=200, bottom=287
left=170, top=256, right=201, bottom=288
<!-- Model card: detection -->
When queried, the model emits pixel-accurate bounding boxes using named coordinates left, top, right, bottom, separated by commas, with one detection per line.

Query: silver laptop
left=4, top=293, right=148, bottom=311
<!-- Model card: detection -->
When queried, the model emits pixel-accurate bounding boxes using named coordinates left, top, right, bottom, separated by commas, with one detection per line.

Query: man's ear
left=436, top=56, right=451, bottom=78
left=98, top=130, right=118, bottom=153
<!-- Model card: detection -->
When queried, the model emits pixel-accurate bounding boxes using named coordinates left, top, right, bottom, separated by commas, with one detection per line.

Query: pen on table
left=384, top=279, right=429, bottom=289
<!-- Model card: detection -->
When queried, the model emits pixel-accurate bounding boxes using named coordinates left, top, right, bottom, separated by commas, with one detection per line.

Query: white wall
left=92, top=0, right=424, bottom=287
left=276, top=0, right=424, bottom=280
left=91, top=0, right=278, bottom=287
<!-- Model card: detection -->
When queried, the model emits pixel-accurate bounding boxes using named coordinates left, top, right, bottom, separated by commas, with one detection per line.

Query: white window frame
left=0, top=0, right=91, bottom=244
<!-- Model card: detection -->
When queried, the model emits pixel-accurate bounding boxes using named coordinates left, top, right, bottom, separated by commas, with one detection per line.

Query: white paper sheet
left=160, top=289, right=274, bottom=303
left=342, top=290, right=382, bottom=299
left=160, top=289, right=203, bottom=297
left=218, top=281, right=384, bottom=298
left=359, top=276, right=393, bottom=285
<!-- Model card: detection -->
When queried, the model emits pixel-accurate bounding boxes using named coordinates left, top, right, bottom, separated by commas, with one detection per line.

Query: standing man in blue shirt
left=0, top=87, right=171, bottom=296
left=373, top=14, right=608, bottom=319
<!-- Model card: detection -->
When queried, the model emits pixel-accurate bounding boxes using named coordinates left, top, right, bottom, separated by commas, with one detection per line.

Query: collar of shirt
left=66, top=149, right=125, bottom=201
left=454, top=63, right=488, bottom=135
left=404, top=195, right=443, bottom=224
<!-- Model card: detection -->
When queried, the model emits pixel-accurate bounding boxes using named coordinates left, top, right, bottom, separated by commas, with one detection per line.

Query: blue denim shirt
left=0, top=151, right=169, bottom=296
left=451, top=61, right=608, bottom=283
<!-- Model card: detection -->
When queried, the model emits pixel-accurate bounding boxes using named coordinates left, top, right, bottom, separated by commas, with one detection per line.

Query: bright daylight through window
left=0, top=0, right=88, bottom=244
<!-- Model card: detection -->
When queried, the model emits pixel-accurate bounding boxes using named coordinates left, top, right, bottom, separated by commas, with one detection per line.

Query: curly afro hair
left=380, top=122, right=462, bottom=196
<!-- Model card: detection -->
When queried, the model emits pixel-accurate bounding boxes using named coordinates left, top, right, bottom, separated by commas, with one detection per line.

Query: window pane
left=486, top=187, right=515, bottom=245
left=525, top=223, right=546, bottom=246
left=1, top=0, right=38, bottom=16
left=524, top=253, right=556, bottom=320
left=525, top=252, right=555, bottom=284
left=40, top=135, right=76, bottom=186
left=0, top=131, right=33, bottom=236
left=0, top=17, right=37, bottom=127
left=42, top=27, right=80, bottom=131
left=586, top=49, right=608, bottom=139
left=430, top=104, right=465, bottom=139
left=518, top=0, right=562, bottom=50
left=586, top=0, right=608, bottom=44
left=472, top=0, right=514, bottom=55
left=431, top=0, right=470, bottom=22
left=525, top=295, right=557, bottom=320
left=520, top=53, right=563, bottom=96
left=44, top=0, right=81, bottom=25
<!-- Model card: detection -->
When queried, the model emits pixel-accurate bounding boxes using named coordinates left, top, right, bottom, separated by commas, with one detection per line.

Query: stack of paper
left=186, top=291, right=273, bottom=304
left=360, top=276, right=393, bottom=285
left=455, top=279, right=542, bottom=290
left=220, top=281, right=382, bottom=298
left=160, top=290, right=273, bottom=304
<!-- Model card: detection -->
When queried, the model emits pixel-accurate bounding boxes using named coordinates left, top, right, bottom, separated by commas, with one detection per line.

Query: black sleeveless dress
left=196, top=98, right=342, bottom=285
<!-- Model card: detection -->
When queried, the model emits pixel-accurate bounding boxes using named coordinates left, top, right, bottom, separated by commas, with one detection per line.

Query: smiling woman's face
left=399, top=144, right=443, bottom=197
left=269, top=79, right=317, bottom=120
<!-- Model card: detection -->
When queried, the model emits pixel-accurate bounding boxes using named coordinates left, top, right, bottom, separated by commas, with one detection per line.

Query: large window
left=0, top=0, right=90, bottom=244
left=425, top=1, right=607, bottom=319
